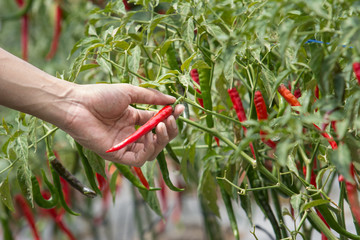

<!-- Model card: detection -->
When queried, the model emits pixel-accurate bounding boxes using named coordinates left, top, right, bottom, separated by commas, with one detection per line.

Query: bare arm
left=0, top=48, right=184, bottom=166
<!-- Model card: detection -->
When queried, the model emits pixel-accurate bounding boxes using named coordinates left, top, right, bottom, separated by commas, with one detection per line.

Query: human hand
left=63, top=83, right=184, bottom=166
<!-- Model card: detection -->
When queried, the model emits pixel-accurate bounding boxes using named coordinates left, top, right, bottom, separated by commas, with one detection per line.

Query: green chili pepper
left=247, top=167, right=282, bottom=239
left=157, top=150, right=183, bottom=192
left=31, top=170, right=59, bottom=209
left=113, top=163, right=160, bottom=191
left=45, top=134, right=79, bottom=215
left=75, top=142, right=102, bottom=195
left=50, top=158, right=97, bottom=198
left=165, top=144, right=180, bottom=164
left=198, top=67, right=214, bottom=128
left=50, top=163, right=80, bottom=216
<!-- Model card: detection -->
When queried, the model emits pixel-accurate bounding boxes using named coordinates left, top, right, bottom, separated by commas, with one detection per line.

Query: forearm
left=0, top=48, right=76, bottom=129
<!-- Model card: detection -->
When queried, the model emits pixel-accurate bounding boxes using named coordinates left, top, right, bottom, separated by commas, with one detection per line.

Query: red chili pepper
left=106, top=105, right=174, bottom=153
left=315, top=85, right=320, bottom=99
left=122, top=0, right=135, bottom=11
left=277, top=84, right=338, bottom=150
left=190, top=69, right=204, bottom=108
left=46, top=4, right=62, bottom=60
left=254, top=90, right=268, bottom=120
left=132, top=166, right=150, bottom=190
left=312, top=124, right=338, bottom=150
left=339, top=164, right=360, bottom=226
left=15, top=0, right=29, bottom=61
left=228, top=88, right=247, bottom=123
left=254, top=91, right=276, bottom=149
left=277, top=84, right=301, bottom=107
left=15, top=194, right=41, bottom=240
left=228, top=87, right=256, bottom=158
left=287, top=82, right=302, bottom=99
left=353, top=62, right=360, bottom=85
left=96, top=173, right=107, bottom=192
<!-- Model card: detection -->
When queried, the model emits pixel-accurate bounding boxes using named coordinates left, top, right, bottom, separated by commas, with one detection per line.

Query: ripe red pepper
left=254, top=90, right=277, bottom=149
left=46, top=4, right=62, bottom=60
left=14, top=194, right=41, bottom=240
left=339, top=164, right=360, bottom=226
left=315, top=85, right=320, bottom=99
left=254, top=91, right=268, bottom=120
left=106, top=105, right=173, bottom=152
left=228, top=87, right=255, bottom=158
left=15, top=0, right=29, bottom=61
left=287, top=82, right=302, bottom=99
left=190, top=69, right=204, bottom=108
left=132, top=166, right=150, bottom=190
left=228, top=88, right=247, bottom=123
left=277, top=84, right=301, bottom=107
left=122, top=0, right=135, bottom=11
left=353, top=62, right=360, bottom=85
left=278, top=84, right=338, bottom=150
left=96, top=173, right=107, bottom=192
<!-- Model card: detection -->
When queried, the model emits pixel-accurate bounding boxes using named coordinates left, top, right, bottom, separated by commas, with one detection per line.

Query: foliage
left=2, top=0, right=360, bottom=239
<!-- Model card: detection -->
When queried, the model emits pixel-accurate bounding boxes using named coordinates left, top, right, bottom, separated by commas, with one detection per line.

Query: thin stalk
left=296, top=211, right=308, bottom=234
left=99, top=54, right=150, bottom=81
left=28, top=127, right=58, bottom=149
left=171, top=91, right=243, bottom=125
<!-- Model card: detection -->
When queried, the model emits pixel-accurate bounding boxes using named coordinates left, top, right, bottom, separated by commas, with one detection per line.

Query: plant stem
left=307, top=209, right=338, bottom=240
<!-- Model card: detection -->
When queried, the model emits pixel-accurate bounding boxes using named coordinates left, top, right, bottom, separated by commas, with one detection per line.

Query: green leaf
left=17, top=165, right=33, bottom=207
left=97, top=57, right=113, bottom=76
left=112, top=40, right=130, bottom=50
left=2, top=118, right=9, bottom=135
left=109, top=169, right=119, bottom=203
left=290, top=194, right=303, bottom=213
left=181, top=52, right=197, bottom=72
left=192, top=60, right=211, bottom=69
left=139, top=161, right=162, bottom=217
left=0, top=177, right=14, bottom=212
left=80, top=64, right=99, bottom=72
left=302, top=199, right=330, bottom=212
left=198, top=168, right=220, bottom=218
left=128, top=45, right=141, bottom=76
left=83, top=149, right=106, bottom=178
left=329, top=143, right=352, bottom=183
left=15, top=136, right=32, bottom=206
left=185, top=17, right=195, bottom=44
left=276, top=139, right=293, bottom=167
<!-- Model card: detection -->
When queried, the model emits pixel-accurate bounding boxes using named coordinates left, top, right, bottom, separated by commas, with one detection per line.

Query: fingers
left=124, top=84, right=176, bottom=105
left=108, top=104, right=183, bottom=166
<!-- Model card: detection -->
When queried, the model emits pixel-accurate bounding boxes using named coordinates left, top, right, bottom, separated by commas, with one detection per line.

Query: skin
left=0, top=48, right=184, bottom=166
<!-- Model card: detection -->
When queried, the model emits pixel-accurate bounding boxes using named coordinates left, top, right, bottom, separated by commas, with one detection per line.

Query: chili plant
left=3, top=0, right=360, bottom=239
